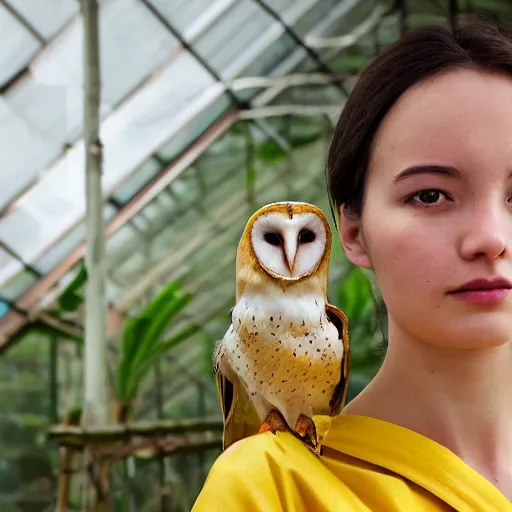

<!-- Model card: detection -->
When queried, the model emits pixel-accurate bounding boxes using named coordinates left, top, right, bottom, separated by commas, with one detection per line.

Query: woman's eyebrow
left=393, top=164, right=460, bottom=182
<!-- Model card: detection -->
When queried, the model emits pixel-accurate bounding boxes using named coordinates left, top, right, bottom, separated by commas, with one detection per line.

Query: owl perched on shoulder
left=213, top=201, right=350, bottom=453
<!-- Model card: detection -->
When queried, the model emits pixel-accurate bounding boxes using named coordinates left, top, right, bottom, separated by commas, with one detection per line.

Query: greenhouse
left=0, top=0, right=510, bottom=510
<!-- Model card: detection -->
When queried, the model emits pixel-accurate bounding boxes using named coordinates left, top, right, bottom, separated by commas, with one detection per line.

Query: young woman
left=192, top=20, right=512, bottom=511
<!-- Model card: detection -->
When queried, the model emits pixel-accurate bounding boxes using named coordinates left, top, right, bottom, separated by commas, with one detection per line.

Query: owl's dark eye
left=299, top=229, right=316, bottom=244
left=264, top=232, right=282, bottom=246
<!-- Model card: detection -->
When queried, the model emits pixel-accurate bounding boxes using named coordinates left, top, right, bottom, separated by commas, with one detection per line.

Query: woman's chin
left=436, top=316, right=512, bottom=350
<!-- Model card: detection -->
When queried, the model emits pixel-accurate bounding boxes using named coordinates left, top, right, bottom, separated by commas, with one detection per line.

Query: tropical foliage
left=114, top=279, right=202, bottom=421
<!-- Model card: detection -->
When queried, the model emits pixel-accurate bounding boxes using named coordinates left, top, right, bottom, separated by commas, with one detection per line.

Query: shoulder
left=202, top=431, right=291, bottom=484
left=192, top=433, right=287, bottom=511
left=192, top=431, right=364, bottom=511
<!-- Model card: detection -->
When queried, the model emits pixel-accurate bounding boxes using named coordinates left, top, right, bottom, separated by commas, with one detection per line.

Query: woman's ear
left=337, top=206, right=373, bottom=270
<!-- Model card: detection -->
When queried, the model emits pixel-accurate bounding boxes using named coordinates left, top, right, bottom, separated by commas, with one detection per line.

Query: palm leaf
left=124, top=323, right=202, bottom=400
left=116, top=317, right=152, bottom=400
left=121, top=317, right=152, bottom=363
left=114, top=280, right=193, bottom=403
left=139, top=280, right=182, bottom=319
left=131, top=293, right=192, bottom=369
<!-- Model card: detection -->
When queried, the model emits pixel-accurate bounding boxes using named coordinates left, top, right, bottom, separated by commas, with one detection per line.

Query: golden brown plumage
left=214, top=201, right=350, bottom=452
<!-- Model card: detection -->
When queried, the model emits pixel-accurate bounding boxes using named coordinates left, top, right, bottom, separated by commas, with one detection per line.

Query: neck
left=344, top=323, right=512, bottom=498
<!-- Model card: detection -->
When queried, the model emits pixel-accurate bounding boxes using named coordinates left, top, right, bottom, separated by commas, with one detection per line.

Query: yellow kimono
left=192, top=414, right=512, bottom=511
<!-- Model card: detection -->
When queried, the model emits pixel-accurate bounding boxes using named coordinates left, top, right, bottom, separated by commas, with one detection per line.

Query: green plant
left=114, top=280, right=202, bottom=420
left=57, top=260, right=87, bottom=313
left=336, top=266, right=385, bottom=400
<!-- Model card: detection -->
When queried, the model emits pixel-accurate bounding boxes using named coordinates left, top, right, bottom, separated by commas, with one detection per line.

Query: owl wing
left=325, top=303, right=351, bottom=415
left=213, top=335, right=261, bottom=450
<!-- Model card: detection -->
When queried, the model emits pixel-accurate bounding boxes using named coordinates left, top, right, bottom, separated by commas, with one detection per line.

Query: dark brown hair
left=326, top=18, right=512, bottom=217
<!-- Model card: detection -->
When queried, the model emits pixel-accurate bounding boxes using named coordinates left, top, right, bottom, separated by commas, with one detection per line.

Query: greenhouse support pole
left=82, top=0, right=111, bottom=510
left=82, top=0, right=108, bottom=431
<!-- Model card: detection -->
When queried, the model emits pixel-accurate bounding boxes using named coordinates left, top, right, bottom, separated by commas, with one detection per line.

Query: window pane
left=0, top=4, right=40, bottom=86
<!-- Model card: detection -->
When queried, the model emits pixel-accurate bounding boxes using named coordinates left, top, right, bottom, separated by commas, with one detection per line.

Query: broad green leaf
left=121, top=316, right=152, bottom=363
left=123, top=324, right=202, bottom=400
left=139, top=279, right=182, bottom=320
left=116, top=317, right=152, bottom=398
left=114, top=281, right=190, bottom=401
left=58, top=292, right=83, bottom=313
left=129, top=293, right=192, bottom=377
left=257, top=140, right=287, bottom=163
left=57, top=261, right=88, bottom=312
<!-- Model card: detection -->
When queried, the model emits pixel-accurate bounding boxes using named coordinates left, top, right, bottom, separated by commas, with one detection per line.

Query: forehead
left=370, top=68, right=512, bottom=176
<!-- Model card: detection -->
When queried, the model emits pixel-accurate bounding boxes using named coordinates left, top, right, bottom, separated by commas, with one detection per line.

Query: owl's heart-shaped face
left=250, top=211, right=328, bottom=280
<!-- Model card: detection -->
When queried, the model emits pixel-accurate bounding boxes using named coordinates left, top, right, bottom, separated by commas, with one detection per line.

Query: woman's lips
left=448, top=277, right=512, bottom=305
left=449, top=288, right=510, bottom=305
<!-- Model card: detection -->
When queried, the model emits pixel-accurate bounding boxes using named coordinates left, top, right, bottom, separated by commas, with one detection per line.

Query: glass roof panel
left=148, top=0, right=227, bottom=34
left=168, top=170, right=201, bottom=208
left=113, top=251, right=160, bottom=286
left=7, top=0, right=78, bottom=39
left=30, top=0, right=181, bottom=133
left=156, top=93, right=232, bottom=163
left=152, top=189, right=178, bottom=214
left=294, top=0, right=358, bottom=35
left=3, top=77, right=77, bottom=204
left=111, top=159, right=163, bottom=205
left=132, top=203, right=170, bottom=237
left=0, top=97, right=52, bottom=210
left=273, top=0, right=300, bottom=14
left=201, top=170, right=247, bottom=213
left=321, top=0, right=384, bottom=42
left=0, top=0, right=181, bottom=209
left=0, top=268, right=37, bottom=302
left=0, top=3, right=41, bottom=86
left=198, top=156, right=242, bottom=191
left=0, top=248, right=22, bottom=288
left=0, top=56, right=221, bottom=263
left=105, top=224, right=142, bottom=271
left=187, top=246, right=235, bottom=287
left=97, top=0, right=180, bottom=107
left=234, top=33, right=297, bottom=88
left=31, top=203, right=116, bottom=275
left=33, top=223, right=84, bottom=274
left=194, top=1, right=276, bottom=77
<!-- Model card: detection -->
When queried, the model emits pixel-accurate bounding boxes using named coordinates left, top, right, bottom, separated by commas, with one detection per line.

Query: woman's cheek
left=371, top=230, right=444, bottom=303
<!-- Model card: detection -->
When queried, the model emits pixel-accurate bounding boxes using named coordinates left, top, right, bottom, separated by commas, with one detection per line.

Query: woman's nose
left=459, top=205, right=508, bottom=262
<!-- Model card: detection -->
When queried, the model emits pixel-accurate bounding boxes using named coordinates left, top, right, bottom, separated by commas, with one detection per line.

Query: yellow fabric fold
left=192, top=414, right=512, bottom=511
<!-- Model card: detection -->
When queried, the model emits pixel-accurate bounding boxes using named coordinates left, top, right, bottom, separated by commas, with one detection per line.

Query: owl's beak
left=283, top=233, right=298, bottom=276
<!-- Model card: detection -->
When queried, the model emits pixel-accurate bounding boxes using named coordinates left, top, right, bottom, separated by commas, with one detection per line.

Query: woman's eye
left=408, top=189, right=449, bottom=206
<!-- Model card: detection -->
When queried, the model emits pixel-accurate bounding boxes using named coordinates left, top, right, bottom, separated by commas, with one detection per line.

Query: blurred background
left=0, top=0, right=510, bottom=510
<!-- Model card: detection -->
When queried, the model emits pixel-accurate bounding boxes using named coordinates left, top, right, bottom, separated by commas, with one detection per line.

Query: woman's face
left=355, top=68, right=512, bottom=349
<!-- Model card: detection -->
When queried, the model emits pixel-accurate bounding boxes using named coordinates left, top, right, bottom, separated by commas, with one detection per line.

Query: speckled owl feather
left=214, top=202, right=350, bottom=452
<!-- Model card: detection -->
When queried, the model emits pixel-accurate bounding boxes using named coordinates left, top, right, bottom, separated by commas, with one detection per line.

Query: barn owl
left=213, top=201, right=350, bottom=454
